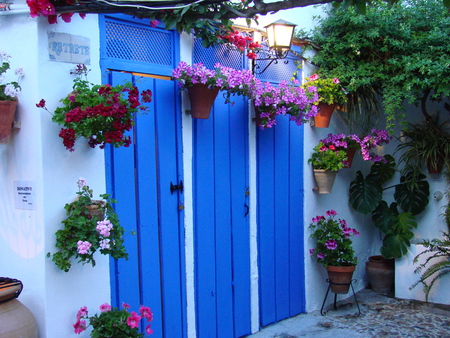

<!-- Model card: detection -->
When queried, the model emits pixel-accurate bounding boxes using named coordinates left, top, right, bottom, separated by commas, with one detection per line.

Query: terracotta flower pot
left=0, top=101, right=18, bottom=144
left=344, top=147, right=358, bottom=168
left=326, top=265, right=356, bottom=294
left=426, top=156, right=445, bottom=174
left=313, top=169, right=337, bottom=194
left=86, top=200, right=106, bottom=220
left=314, top=102, right=336, bottom=128
left=365, top=255, right=394, bottom=295
left=187, top=83, right=219, bottom=119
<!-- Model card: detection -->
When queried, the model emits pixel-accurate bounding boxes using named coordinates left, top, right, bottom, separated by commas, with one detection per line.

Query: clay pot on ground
left=365, top=255, right=395, bottom=295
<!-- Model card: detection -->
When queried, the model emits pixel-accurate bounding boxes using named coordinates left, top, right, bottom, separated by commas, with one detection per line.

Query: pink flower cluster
left=74, top=303, right=154, bottom=335
left=26, top=0, right=86, bottom=24
left=76, top=241, right=92, bottom=255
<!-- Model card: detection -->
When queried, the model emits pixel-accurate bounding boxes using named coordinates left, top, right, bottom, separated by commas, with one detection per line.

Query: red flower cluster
left=37, top=69, right=153, bottom=152
left=220, top=30, right=262, bottom=60
left=26, top=0, right=85, bottom=24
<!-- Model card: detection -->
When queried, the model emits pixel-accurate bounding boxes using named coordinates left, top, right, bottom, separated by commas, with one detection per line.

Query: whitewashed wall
left=0, top=7, right=109, bottom=337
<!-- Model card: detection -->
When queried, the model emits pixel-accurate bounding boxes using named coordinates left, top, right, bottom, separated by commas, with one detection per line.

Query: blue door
left=255, top=49, right=306, bottom=327
left=101, top=15, right=186, bottom=337
left=192, top=43, right=251, bottom=337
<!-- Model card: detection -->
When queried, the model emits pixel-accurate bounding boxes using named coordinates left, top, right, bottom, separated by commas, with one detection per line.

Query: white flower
left=4, top=84, right=20, bottom=98
left=15, top=68, right=25, bottom=77
left=77, top=178, right=87, bottom=188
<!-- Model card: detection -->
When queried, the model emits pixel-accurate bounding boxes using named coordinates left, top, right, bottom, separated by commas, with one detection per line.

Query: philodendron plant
left=349, top=155, right=430, bottom=259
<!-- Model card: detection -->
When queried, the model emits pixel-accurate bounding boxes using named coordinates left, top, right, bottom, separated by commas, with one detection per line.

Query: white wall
left=0, top=8, right=110, bottom=337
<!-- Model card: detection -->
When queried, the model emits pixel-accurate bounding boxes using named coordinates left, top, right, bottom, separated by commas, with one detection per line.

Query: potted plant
left=73, top=302, right=154, bottom=336
left=47, top=178, right=129, bottom=272
left=396, top=117, right=450, bottom=175
left=302, top=74, right=347, bottom=128
left=349, top=155, right=430, bottom=294
left=308, top=141, right=347, bottom=194
left=309, top=210, right=359, bottom=294
left=36, top=64, right=152, bottom=151
left=320, top=129, right=392, bottom=168
left=0, top=51, right=24, bottom=144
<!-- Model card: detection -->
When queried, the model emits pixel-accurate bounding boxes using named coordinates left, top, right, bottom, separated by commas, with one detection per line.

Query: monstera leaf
left=349, top=171, right=383, bottom=215
left=369, top=154, right=396, bottom=185
left=372, top=201, right=399, bottom=234
left=394, top=172, right=430, bottom=215
left=380, top=212, right=417, bottom=259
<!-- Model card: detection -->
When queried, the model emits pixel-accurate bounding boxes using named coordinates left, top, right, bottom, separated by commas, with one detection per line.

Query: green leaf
left=380, top=212, right=417, bottom=259
left=349, top=170, right=383, bottom=214
left=394, top=172, right=430, bottom=215
left=372, top=201, right=398, bottom=233
left=369, top=154, right=396, bottom=184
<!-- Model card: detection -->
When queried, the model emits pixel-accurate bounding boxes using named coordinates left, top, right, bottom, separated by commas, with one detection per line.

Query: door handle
left=170, top=181, right=184, bottom=194
left=244, top=203, right=249, bottom=217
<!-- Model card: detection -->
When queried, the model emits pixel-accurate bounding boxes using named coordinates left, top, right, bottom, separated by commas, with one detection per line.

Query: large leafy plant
left=300, top=0, right=450, bottom=132
left=349, top=155, right=430, bottom=258
left=410, top=231, right=450, bottom=302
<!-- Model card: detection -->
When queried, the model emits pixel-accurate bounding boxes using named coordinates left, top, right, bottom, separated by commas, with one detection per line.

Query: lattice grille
left=105, top=20, right=172, bottom=65
left=193, top=39, right=245, bottom=70
left=254, top=46, right=300, bottom=83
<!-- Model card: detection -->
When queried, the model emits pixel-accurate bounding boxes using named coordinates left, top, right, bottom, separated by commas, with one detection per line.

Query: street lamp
left=252, top=19, right=297, bottom=74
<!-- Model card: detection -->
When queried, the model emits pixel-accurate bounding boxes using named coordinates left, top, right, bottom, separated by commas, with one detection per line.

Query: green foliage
left=410, top=232, right=450, bottom=302
left=301, top=0, right=450, bottom=132
left=301, top=74, right=347, bottom=105
left=396, top=117, right=450, bottom=176
left=381, top=212, right=417, bottom=258
left=48, top=179, right=129, bottom=272
left=349, top=155, right=428, bottom=258
left=308, top=141, right=347, bottom=171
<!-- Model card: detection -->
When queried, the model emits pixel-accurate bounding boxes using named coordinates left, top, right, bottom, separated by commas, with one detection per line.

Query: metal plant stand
left=320, top=278, right=361, bottom=316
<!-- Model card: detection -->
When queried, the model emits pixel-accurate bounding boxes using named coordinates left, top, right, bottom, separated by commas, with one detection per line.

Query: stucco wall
left=0, top=8, right=109, bottom=337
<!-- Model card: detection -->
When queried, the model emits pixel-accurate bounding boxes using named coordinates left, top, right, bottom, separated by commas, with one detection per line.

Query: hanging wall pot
left=187, top=84, right=219, bottom=119
left=314, top=102, right=336, bottom=128
left=0, top=101, right=18, bottom=144
left=313, top=169, right=337, bottom=194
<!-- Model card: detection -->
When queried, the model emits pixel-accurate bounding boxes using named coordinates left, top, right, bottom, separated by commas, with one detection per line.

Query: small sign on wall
left=14, top=181, right=36, bottom=210
left=48, top=31, right=90, bottom=64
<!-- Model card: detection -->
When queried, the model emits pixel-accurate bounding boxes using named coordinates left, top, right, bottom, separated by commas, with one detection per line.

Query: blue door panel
left=194, top=94, right=251, bottom=338
left=106, top=71, right=185, bottom=338
left=257, top=115, right=306, bottom=327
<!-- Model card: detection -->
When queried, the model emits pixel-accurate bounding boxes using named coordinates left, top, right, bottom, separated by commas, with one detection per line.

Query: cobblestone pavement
left=247, top=289, right=450, bottom=338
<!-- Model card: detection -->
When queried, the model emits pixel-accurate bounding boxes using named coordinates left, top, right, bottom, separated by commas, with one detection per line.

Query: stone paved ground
left=247, top=289, right=450, bottom=338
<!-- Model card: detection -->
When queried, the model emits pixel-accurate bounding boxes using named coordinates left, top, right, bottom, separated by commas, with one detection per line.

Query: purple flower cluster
left=173, top=62, right=319, bottom=129
left=320, top=129, right=392, bottom=163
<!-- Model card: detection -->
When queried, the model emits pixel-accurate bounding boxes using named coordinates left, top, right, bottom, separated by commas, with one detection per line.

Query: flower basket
left=313, top=169, right=337, bottom=194
left=326, top=265, right=356, bottom=294
left=0, top=101, right=17, bottom=144
left=314, top=102, right=336, bottom=128
left=86, top=200, right=106, bottom=220
left=187, top=83, right=219, bottom=119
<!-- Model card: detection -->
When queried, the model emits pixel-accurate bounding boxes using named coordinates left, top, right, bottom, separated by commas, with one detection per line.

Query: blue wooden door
left=255, top=50, right=306, bottom=327
left=192, top=43, right=251, bottom=338
left=101, top=15, right=185, bottom=338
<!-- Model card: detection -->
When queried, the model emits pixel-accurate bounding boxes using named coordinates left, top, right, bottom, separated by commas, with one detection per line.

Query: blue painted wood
left=101, top=16, right=186, bottom=337
left=257, top=109, right=306, bottom=327
left=193, top=93, right=251, bottom=338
